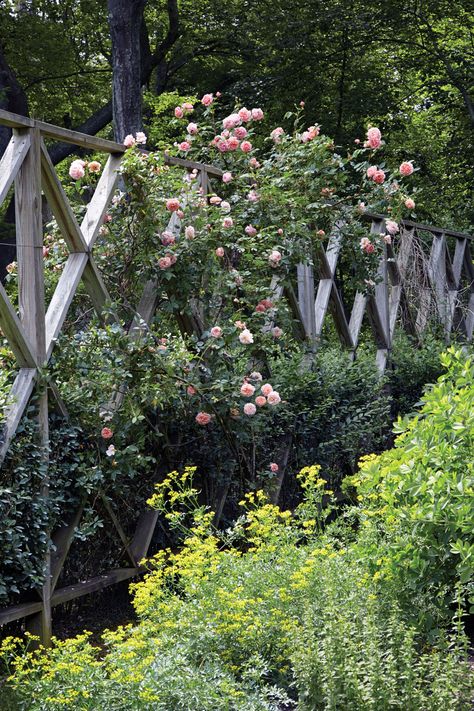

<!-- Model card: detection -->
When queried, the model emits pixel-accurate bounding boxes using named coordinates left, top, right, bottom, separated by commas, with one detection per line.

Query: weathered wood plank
left=81, top=154, right=121, bottom=248
left=0, top=600, right=43, bottom=627
left=349, top=292, right=366, bottom=348
left=0, top=368, right=37, bottom=465
left=82, top=257, right=115, bottom=317
left=0, top=108, right=35, bottom=129
left=40, top=142, right=89, bottom=253
left=0, top=132, right=31, bottom=207
left=0, top=282, right=37, bottom=367
left=50, top=503, right=85, bottom=591
left=129, top=510, right=159, bottom=563
left=51, top=568, right=140, bottom=607
left=101, top=494, right=137, bottom=567
left=37, top=120, right=125, bottom=154
left=165, top=154, right=223, bottom=176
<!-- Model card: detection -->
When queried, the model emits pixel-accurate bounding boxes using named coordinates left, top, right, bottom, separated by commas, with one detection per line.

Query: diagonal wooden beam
left=50, top=503, right=86, bottom=591
left=100, top=493, right=137, bottom=567
left=81, top=154, right=121, bottom=248
left=0, top=282, right=38, bottom=367
left=0, top=132, right=31, bottom=207
left=0, top=368, right=37, bottom=465
left=40, top=142, right=88, bottom=253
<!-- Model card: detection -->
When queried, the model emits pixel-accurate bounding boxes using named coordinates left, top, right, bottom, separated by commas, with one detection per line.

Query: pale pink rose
left=103, top=213, right=112, bottom=223
left=385, top=219, right=399, bottom=235
left=366, top=166, right=377, bottom=179
left=42, top=246, right=49, bottom=257
left=235, top=320, right=246, bottom=330
left=249, top=157, right=260, bottom=168
left=177, top=209, right=184, bottom=219
left=358, top=201, right=366, bottom=213
left=245, top=224, right=257, bottom=236
left=69, top=159, right=85, bottom=180
left=201, top=93, right=214, bottom=106
left=239, top=328, right=254, bottom=345
left=308, top=125, right=320, bottom=139
left=222, top=217, right=233, bottom=228
left=196, top=411, right=212, bottom=425
left=175, top=106, right=184, bottom=118
left=301, top=131, right=311, bottom=143
left=267, top=390, right=281, bottom=405
left=250, top=371, right=262, bottom=381
left=240, top=382, right=256, bottom=397
left=185, top=225, right=195, bottom=239
left=366, top=127, right=382, bottom=149
left=270, top=462, right=279, bottom=472
left=269, top=250, right=282, bottom=266
left=227, top=136, right=240, bottom=151
left=166, top=198, right=180, bottom=211
left=240, top=140, right=252, bottom=153
left=123, top=134, right=136, bottom=148
left=234, top=126, right=248, bottom=140
left=354, top=138, right=360, bottom=144
left=261, top=383, right=273, bottom=397
left=383, top=234, right=392, bottom=244
left=158, top=256, right=172, bottom=269
left=187, top=385, right=196, bottom=396
left=251, top=108, right=264, bottom=120
left=187, top=122, right=198, bottom=135
left=247, top=190, right=260, bottom=202
left=272, top=326, right=283, bottom=338
left=399, top=161, right=414, bottom=176
left=255, top=395, right=267, bottom=407
left=222, top=113, right=241, bottom=130
left=217, top=140, right=229, bottom=152
left=168, top=253, right=177, bottom=265
left=210, top=196, right=222, bottom=204
left=179, top=141, right=191, bottom=152
left=220, top=200, right=231, bottom=212
left=210, top=326, right=223, bottom=338
left=135, top=131, right=147, bottom=144
left=373, top=169, right=386, bottom=184
left=405, top=198, right=415, bottom=210
left=182, top=102, right=194, bottom=113
left=106, top=444, right=116, bottom=457
left=222, top=171, right=233, bottom=183
left=277, top=228, right=283, bottom=235
left=222, top=129, right=230, bottom=138
left=161, top=231, right=175, bottom=246
left=215, top=247, right=225, bottom=257
left=243, top=402, right=257, bottom=416
left=88, top=160, right=101, bottom=173
left=238, top=107, right=252, bottom=122
left=101, top=427, right=113, bottom=440
left=255, top=303, right=266, bottom=313
left=271, top=127, right=284, bottom=143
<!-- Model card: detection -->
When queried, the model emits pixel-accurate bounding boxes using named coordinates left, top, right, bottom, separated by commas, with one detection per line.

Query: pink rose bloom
left=227, top=136, right=240, bottom=151
left=383, top=234, right=392, bottom=244
left=175, top=106, right=184, bottom=118
left=267, top=390, right=281, bottom=405
left=270, top=462, right=279, bottom=473
left=358, top=202, right=366, bottom=213
left=277, top=228, right=283, bottom=235
left=234, top=126, right=248, bottom=140
left=135, top=132, right=147, bottom=144
left=366, top=165, right=377, bottom=179
left=373, top=169, right=385, bottom=184
left=385, top=219, right=399, bottom=235
left=69, top=159, right=85, bottom=180
left=210, top=326, right=223, bottom=338
left=161, top=231, right=175, bottom=245
left=255, top=304, right=266, bottom=313
left=216, top=247, right=224, bottom=257
left=187, top=122, right=198, bottom=135
left=187, top=385, right=196, bottom=395
left=123, top=134, right=136, bottom=148
left=240, top=382, right=256, bottom=397
left=250, top=371, right=262, bottom=381
left=243, top=402, right=257, bottom=416
left=103, top=213, right=112, bottom=223
left=366, top=127, right=382, bottom=149
left=249, top=157, right=260, bottom=168
left=220, top=200, right=231, bottom=212
left=217, top=140, right=229, bottom=152
left=272, top=326, right=283, bottom=338
left=101, top=427, right=113, bottom=439
left=222, top=129, right=230, bottom=138
left=222, top=171, right=233, bottom=183
left=177, top=209, right=184, bottom=219
left=158, top=256, right=172, bottom=269
left=255, top=395, right=267, bottom=407
left=196, top=411, right=212, bottom=426
left=240, top=140, right=252, bottom=153
left=405, top=198, right=415, bottom=210
left=201, top=93, right=214, bottom=106
left=88, top=160, right=101, bottom=173
left=166, top=198, right=180, bottom=211
left=182, top=102, right=194, bottom=113
left=210, top=196, right=222, bottom=204
left=179, top=141, right=191, bottom=152
left=106, top=445, right=116, bottom=457
left=308, top=125, right=320, bottom=139
left=235, top=320, right=246, bottom=330
left=261, top=383, right=273, bottom=397
left=271, top=127, right=284, bottom=143
left=247, top=190, right=260, bottom=202
left=222, top=113, right=241, bottom=130
left=168, top=253, right=177, bottom=265
left=245, top=224, right=257, bottom=236
left=239, top=328, right=254, bottom=345
left=251, top=108, right=264, bottom=120
left=185, top=225, right=195, bottom=239
left=238, top=107, right=252, bottom=122
left=43, top=246, right=49, bottom=257
left=399, top=161, right=414, bottom=176
left=269, top=250, right=282, bottom=266
left=222, top=217, right=233, bottom=228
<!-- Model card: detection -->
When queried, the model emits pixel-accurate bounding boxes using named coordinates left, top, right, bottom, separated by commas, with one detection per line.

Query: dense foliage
left=1, top=350, right=473, bottom=709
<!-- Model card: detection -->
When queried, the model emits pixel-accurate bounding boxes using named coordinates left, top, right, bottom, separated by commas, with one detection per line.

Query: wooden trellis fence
left=0, top=108, right=473, bottom=644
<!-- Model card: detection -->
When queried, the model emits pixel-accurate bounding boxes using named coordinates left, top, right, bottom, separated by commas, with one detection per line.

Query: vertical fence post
left=14, top=126, right=51, bottom=646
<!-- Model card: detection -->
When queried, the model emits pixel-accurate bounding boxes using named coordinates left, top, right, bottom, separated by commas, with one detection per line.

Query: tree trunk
left=107, top=0, right=146, bottom=142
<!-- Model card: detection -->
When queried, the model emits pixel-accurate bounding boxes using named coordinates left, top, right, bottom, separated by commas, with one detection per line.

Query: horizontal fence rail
left=0, top=108, right=473, bottom=643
